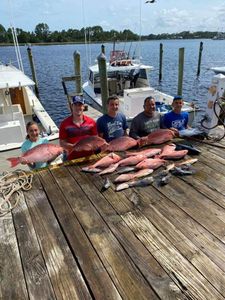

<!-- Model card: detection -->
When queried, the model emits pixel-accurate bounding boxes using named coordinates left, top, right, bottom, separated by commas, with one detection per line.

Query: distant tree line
left=0, top=23, right=220, bottom=44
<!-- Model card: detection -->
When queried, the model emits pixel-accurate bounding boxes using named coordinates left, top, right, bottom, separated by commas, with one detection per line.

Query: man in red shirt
left=59, top=95, right=97, bottom=160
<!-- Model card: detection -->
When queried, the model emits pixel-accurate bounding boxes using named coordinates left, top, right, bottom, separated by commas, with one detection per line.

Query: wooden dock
left=2, top=138, right=225, bottom=300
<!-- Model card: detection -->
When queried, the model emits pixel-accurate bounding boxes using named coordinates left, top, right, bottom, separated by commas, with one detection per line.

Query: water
left=1, top=39, right=225, bottom=126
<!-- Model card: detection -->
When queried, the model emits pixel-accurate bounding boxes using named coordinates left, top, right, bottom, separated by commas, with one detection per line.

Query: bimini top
left=0, top=64, right=35, bottom=89
left=89, top=61, right=154, bottom=74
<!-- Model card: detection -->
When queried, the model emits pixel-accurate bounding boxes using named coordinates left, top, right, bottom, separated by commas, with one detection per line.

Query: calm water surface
left=1, top=39, right=225, bottom=126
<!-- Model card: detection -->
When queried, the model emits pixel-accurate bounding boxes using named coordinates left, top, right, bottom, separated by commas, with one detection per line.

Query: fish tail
left=7, top=157, right=20, bottom=168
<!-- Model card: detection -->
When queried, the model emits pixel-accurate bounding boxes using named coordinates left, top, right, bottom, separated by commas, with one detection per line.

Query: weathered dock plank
left=12, top=192, right=56, bottom=300
left=74, top=166, right=225, bottom=299
left=24, top=175, right=92, bottom=300
left=49, top=166, right=159, bottom=300
left=0, top=212, right=28, bottom=300
left=38, top=168, right=122, bottom=300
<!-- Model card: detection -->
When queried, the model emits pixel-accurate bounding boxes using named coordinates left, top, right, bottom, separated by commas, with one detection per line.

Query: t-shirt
left=129, top=111, right=161, bottom=139
left=21, top=137, right=49, bottom=169
left=97, top=112, right=128, bottom=142
left=162, top=111, right=189, bottom=131
left=59, top=114, right=97, bottom=160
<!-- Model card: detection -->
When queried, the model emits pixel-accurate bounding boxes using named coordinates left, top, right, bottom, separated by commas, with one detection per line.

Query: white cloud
left=154, top=8, right=191, bottom=32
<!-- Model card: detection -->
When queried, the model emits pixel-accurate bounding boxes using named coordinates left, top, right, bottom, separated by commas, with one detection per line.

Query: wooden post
left=197, top=41, right=203, bottom=77
left=101, top=44, right=105, bottom=54
left=177, top=47, right=184, bottom=96
left=98, top=53, right=108, bottom=114
left=27, top=47, right=39, bottom=98
left=159, top=43, right=163, bottom=81
left=73, top=51, right=82, bottom=95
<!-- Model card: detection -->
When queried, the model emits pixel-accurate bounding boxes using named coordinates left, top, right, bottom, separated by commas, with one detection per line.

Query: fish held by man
left=72, top=136, right=109, bottom=153
left=107, top=136, right=138, bottom=152
left=7, top=144, right=64, bottom=168
left=139, top=129, right=175, bottom=147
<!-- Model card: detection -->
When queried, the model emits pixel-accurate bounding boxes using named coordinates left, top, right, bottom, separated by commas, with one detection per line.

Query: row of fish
left=82, top=142, right=190, bottom=176
left=80, top=140, right=198, bottom=191
left=101, top=158, right=198, bottom=192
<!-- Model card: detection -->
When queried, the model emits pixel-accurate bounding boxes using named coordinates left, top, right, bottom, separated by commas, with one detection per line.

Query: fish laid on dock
left=158, top=173, right=172, bottom=186
left=136, top=158, right=166, bottom=170
left=81, top=167, right=101, bottom=173
left=116, top=176, right=154, bottom=191
left=88, top=152, right=121, bottom=169
left=159, top=144, right=188, bottom=160
left=175, top=143, right=201, bottom=155
left=125, top=148, right=161, bottom=158
left=114, top=169, right=153, bottom=183
left=100, top=177, right=111, bottom=192
left=98, top=163, right=119, bottom=175
left=171, top=166, right=196, bottom=176
left=117, top=154, right=146, bottom=167
left=116, top=166, right=136, bottom=174
left=7, top=144, right=64, bottom=168
left=177, top=158, right=198, bottom=166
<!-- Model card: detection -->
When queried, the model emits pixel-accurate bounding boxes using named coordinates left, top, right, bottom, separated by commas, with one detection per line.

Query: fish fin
left=100, top=143, right=109, bottom=153
left=7, top=157, right=20, bottom=168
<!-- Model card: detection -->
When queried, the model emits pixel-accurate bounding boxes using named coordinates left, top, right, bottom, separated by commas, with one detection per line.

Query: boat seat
left=94, top=87, right=101, bottom=94
left=108, top=78, right=117, bottom=95
left=0, top=120, right=25, bottom=144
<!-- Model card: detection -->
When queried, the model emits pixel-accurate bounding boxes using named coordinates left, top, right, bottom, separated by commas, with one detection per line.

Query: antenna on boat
left=138, top=0, right=142, bottom=63
left=82, top=0, right=90, bottom=68
left=8, top=0, right=24, bottom=71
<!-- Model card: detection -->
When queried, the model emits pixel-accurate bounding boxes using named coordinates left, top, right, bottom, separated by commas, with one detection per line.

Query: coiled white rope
left=0, top=169, right=33, bottom=217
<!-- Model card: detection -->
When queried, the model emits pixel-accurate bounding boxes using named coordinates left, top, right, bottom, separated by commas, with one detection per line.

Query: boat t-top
left=83, top=49, right=195, bottom=123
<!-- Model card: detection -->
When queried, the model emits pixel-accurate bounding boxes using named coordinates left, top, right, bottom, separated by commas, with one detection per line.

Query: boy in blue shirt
left=97, top=95, right=128, bottom=142
left=162, top=95, right=189, bottom=136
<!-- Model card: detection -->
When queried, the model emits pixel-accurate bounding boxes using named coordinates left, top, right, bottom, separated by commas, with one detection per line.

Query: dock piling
left=27, top=47, right=39, bottom=98
left=159, top=43, right=163, bottom=82
left=177, top=47, right=185, bottom=96
left=98, top=52, right=108, bottom=114
left=197, top=41, right=203, bottom=77
left=73, top=51, right=82, bottom=95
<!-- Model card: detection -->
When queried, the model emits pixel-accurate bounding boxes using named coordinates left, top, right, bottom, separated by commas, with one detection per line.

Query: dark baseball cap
left=72, top=95, right=85, bottom=104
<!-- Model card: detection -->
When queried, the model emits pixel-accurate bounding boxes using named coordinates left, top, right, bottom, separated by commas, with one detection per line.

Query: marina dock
left=2, top=137, right=225, bottom=299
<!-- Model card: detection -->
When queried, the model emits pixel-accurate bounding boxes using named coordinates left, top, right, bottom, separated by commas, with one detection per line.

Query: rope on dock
left=0, top=170, right=33, bottom=217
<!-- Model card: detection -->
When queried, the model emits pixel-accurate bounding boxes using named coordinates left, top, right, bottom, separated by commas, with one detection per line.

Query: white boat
left=83, top=49, right=196, bottom=123
left=0, top=63, right=59, bottom=152
left=210, top=67, right=225, bottom=75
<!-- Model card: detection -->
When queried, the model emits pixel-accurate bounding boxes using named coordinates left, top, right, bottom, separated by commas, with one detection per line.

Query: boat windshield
left=93, top=68, right=147, bottom=84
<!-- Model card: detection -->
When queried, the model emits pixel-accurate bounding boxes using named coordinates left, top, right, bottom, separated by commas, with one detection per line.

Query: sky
left=1, top=0, right=225, bottom=35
